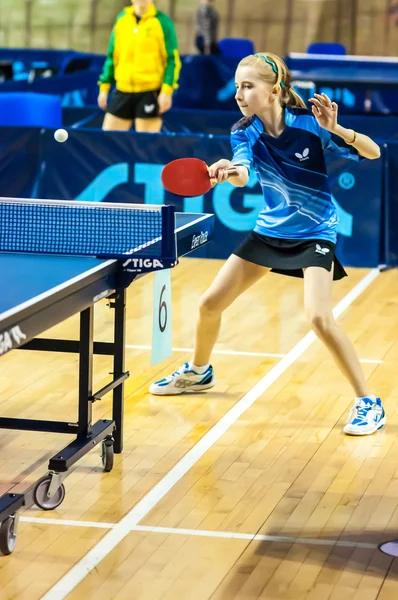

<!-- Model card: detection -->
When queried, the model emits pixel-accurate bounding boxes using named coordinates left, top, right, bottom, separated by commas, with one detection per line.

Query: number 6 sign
left=158, top=285, right=168, bottom=333
left=151, top=269, right=172, bottom=365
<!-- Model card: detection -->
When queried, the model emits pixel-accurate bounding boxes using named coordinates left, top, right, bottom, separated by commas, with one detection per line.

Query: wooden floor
left=1, top=258, right=398, bottom=600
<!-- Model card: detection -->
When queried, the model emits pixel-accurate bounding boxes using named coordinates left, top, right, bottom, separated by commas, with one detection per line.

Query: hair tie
left=255, top=53, right=285, bottom=88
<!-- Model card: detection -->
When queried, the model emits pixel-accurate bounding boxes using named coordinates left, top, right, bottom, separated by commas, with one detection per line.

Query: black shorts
left=107, top=89, right=160, bottom=120
left=233, top=232, right=347, bottom=280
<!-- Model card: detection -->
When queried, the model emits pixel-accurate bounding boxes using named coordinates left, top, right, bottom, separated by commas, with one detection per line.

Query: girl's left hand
left=309, top=93, right=338, bottom=132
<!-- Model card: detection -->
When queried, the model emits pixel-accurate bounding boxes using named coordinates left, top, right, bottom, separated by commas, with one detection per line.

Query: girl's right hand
left=208, top=159, right=236, bottom=186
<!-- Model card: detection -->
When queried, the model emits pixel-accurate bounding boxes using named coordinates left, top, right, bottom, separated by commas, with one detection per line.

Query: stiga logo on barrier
left=191, top=231, right=208, bottom=249
left=0, top=326, right=27, bottom=355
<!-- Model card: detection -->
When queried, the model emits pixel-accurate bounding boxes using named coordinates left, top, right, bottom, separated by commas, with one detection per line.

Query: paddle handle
left=210, top=167, right=239, bottom=178
left=208, top=167, right=240, bottom=187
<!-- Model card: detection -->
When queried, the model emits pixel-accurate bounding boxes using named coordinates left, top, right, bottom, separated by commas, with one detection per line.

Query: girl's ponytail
left=281, top=85, right=307, bottom=109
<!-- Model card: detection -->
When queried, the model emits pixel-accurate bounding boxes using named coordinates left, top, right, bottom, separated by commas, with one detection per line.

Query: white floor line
left=132, top=525, right=377, bottom=550
left=19, top=517, right=377, bottom=550
left=126, top=344, right=382, bottom=364
left=41, top=269, right=380, bottom=600
left=20, top=516, right=114, bottom=529
left=360, top=358, right=383, bottom=364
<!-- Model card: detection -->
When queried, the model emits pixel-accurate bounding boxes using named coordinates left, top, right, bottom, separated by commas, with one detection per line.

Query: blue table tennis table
left=286, top=53, right=398, bottom=113
left=0, top=199, right=214, bottom=555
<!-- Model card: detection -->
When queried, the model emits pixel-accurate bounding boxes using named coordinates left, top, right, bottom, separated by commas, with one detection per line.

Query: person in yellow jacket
left=98, top=0, right=181, bottom=132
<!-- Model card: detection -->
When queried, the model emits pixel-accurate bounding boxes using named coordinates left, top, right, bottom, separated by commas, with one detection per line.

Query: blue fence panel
left=0, top=80, right=29, bottom=93
left=37, top=128, right=384, bottom=266
left=0, top=125, right=392, bottom=267
left=32, top=71, right=100, bottom=106
left=386, top=142, right=398, bottom=266
left=0, top=127, right=41, bottom=198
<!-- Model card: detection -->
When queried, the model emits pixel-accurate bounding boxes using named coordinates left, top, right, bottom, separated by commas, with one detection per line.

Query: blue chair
left=307, top=42, right=346, bottom=55
left=218, top=38, right=255, bottom=59
left=0, top=92, right=62, bottom=127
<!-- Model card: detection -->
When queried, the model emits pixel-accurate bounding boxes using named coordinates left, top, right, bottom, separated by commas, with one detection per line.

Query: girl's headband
left=255, top=54, right=285, bottom=88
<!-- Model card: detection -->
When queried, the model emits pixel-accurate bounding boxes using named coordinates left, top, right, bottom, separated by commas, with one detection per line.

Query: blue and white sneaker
left=343, top=397, right=386, bottom=435
left=149, top=362, right=216, bottom=395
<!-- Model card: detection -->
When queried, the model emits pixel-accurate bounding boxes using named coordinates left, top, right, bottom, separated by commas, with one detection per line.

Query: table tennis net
left=0, top=200, right=171, bottom=258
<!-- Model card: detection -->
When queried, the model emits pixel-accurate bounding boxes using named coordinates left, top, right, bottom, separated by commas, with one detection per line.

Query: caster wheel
left=34, top=475, right=65, bottom=510
left=0, top=517, right=17, bottom=555
left=101, top=438, right=114, bottom=472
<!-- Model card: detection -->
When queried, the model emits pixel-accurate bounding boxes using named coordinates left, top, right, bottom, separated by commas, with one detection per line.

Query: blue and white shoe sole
left=344, top=416, right=386, bottom=436
left=149, top=378, right=216, bottom=396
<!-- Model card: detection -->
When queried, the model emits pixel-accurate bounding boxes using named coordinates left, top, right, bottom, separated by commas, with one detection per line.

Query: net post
left=161, top=205, right=176, bottom=262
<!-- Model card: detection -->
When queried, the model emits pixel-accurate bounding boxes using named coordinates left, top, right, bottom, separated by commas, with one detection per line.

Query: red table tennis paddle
left=161, top=158, right=238, bottom=197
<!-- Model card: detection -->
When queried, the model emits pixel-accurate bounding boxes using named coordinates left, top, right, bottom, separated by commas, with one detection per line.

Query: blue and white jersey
left=231, top=107, right=364, bottom=243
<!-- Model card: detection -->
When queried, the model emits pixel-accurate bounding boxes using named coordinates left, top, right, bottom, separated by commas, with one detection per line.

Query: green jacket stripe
left=157, top=11, right=180, bottom=89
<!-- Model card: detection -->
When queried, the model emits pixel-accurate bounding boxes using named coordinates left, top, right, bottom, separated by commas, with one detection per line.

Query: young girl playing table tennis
left=150, top=52, right=384, bottom=436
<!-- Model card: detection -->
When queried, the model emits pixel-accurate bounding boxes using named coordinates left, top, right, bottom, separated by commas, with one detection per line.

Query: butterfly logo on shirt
left=295, top=148, right=310, bottom=162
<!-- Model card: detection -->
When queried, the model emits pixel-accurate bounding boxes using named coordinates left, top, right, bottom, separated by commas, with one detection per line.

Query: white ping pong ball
left=54, top=129, right=68, bottom=143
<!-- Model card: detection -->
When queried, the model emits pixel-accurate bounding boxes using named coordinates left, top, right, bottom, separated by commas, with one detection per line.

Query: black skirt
left=233, top=232, right=347, bottom=280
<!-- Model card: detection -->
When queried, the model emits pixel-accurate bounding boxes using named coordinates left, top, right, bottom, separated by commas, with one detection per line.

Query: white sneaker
left=343, top=397, right=386, bottom=435
left=149, top=362, right=216, bottom=395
